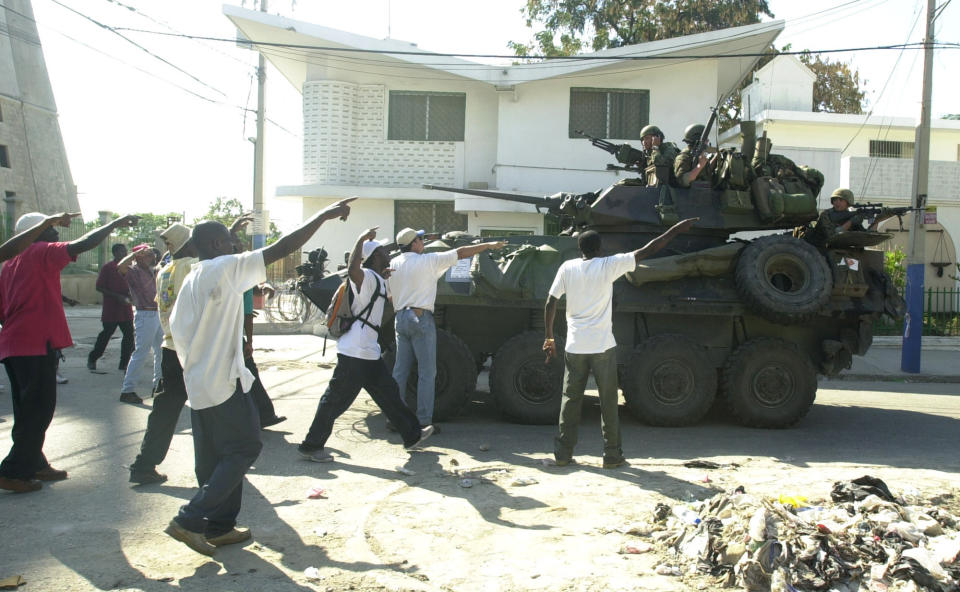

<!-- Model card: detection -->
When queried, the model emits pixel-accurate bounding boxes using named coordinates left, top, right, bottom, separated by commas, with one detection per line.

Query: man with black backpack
left=298, top=227, right=433, bottom=463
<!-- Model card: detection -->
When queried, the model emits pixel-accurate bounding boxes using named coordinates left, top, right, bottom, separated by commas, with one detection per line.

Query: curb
left=825, top=373, right=960, bottom=384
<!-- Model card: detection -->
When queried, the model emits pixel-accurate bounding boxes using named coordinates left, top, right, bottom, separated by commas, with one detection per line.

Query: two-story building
left=721, top=55, right=960, bottom=291
left=225, top=5, right=783, bottom=259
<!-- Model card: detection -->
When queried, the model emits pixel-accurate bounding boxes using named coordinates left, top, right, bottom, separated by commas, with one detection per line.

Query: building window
left=869, top=140, right=915, bottom=159
left=388, top=91, right=466, bottom=141
left=568, top=87, right=649, bottom=139
left=0, top=145, right=9, bottom=168
left=394, top=201, right=466, bottom=236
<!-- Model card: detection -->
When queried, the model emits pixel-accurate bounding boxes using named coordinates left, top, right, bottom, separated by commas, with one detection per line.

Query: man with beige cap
left=389, top=228, right=506, bottom=428
left=128, top=223, right=198, bottom=484
left=0, top=211, right=138, bottom=493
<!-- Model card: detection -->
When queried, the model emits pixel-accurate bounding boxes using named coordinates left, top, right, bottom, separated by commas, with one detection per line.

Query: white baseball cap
left=395, top=227, right=425, bottom=247
left=361, top=239, right=389, bottom=262
left=14, top=212, right=46, bottom=233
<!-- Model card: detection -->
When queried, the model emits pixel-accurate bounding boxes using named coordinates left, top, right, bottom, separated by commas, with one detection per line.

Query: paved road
left=1, top=309, right=958, bottom=591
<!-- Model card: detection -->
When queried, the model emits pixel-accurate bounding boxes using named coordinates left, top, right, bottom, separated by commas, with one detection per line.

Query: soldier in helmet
left=641, top=125, right=680, bottom=186
left=752, top=136, right=821, bottom=197
left=807, top=188, right=890, bottom=247
left=674, top=124, right=716, bottom=188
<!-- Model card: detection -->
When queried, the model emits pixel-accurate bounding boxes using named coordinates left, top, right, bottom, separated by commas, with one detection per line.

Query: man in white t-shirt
left=543, top=218, right=698, bottom=468
left=389, top=228, right=506, bottom=427
left=164, top=197, right=355, bottom=556
left=298, top=227, right=434, bottom=462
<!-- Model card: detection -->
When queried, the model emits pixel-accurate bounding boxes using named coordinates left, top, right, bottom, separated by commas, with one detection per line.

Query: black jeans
left=245, top=357, right=279, bottom=423
left=88, top=321, right=134, bottom=369
left=131, top=348, right=187, bottom=471
left=0, top=350, right=58, bottom=479
left=175, top=385, right=262, bottom=538
left=303, top=354, right=421, bottom=450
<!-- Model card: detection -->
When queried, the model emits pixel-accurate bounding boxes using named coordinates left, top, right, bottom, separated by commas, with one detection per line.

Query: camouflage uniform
left=806, top=188, right=865, bottom=247
left=674, top=147, right=698, bottom=188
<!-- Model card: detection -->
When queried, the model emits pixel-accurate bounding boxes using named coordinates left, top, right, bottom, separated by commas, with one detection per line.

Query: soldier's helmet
left=640, top=124, right=663, bottom=139
left=683, top=124, right=704, bottom=144
left=830, top=188, right=856, bottom=206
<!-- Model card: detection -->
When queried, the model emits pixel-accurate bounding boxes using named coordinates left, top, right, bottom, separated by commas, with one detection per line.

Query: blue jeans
left=175, top=385, right=262, bottom=537
left=392, top=308, right=437, bottom=425
left=121, top=309, right=163, bottom=393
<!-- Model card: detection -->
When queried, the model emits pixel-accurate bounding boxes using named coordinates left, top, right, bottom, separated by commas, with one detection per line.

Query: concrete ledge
left=872, top=336, right=960, bottom=351
left=825, top=374, right=960, bottom=384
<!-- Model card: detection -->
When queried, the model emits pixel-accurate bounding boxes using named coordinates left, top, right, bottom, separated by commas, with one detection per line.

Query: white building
left=224, top=6, right=783, bottom=257
left=721, top=55, right=960, bottom=290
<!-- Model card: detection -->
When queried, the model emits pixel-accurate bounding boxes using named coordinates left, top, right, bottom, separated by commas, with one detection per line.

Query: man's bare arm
left=632, top=217, right=699, bottom=263
left=66, top=215, right=140, bottom=258
left=348, top=227, right=378, bottom=289
left=543, top=296, right=559, bottom=360
left=0, top=213, right=80, bottom=262
left=262, top=198, right=356, bottom=266
left=455, top=241, right=507, bottom=260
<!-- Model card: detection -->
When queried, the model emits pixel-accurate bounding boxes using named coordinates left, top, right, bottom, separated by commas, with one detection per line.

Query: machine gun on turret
left=837, top=203, right=921, bottom=230
left=574, top=130, right=645, bottom=171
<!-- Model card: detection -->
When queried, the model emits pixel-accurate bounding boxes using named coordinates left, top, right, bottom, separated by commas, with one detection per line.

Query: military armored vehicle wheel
left=622, top=334, right=717, bottom=426
left=735, top=234, right=832, bottom=324
left=489, top=331, right=564, bottom=425
left=380, top=329, right=477, bottom=421
left=720, top=338, right=817, bottom=428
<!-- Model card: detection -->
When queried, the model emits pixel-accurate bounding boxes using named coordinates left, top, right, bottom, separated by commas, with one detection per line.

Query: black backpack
left=325, top=275, right=382, bottom=339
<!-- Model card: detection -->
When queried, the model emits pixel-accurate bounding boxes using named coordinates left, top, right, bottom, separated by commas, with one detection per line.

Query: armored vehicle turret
left=299, top=122, right=904, bottom=429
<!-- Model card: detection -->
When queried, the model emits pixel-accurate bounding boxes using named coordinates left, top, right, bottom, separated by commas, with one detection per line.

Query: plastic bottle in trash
left=672, top=505, right=701, bottom=526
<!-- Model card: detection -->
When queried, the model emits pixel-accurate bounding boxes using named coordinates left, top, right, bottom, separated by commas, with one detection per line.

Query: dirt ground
left=1, top=307, right=959, bottom=591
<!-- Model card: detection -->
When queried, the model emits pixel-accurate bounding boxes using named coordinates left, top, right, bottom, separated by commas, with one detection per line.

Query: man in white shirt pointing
left=543, top=218, right=698, bottom=468
left=389, top=228, right=505, bottom=428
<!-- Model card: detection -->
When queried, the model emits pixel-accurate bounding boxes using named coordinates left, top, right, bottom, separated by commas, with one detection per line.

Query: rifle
left=575, top=130, right=645, bottom=166
left=691, top=107, right=719, bottom=161
left=835, top=203, right=921, bottom=231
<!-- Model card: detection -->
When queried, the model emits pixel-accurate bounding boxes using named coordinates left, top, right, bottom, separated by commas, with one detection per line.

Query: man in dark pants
left=298, top=228, right=433, bottom=463
left=165, top=198, right=355, bottom=555
left=0, top=212, right=138, bottom=493
left=88, top=243, right=134, bottom=372
left=543, top=218, right=697, bottom=469
left=128, top=223, right=196, bottom=484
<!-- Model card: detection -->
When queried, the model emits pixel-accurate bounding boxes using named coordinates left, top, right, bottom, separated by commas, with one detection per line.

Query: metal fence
left=874, top=287, right=960, bottom=336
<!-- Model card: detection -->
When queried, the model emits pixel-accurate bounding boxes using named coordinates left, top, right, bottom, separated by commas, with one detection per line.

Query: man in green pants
left=543, top=218, right=697, bottom=468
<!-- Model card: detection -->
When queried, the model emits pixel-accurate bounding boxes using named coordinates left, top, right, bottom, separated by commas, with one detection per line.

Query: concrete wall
left=61, top=273, right=100, bottom=305
left=743, top=56, right=814, bottom=118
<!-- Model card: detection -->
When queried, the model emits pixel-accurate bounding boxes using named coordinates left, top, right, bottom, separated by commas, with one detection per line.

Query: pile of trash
left=632, top=476, right=960, bottom=591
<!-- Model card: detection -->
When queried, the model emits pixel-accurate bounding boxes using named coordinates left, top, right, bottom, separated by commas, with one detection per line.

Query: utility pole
left=252, top=0, right=267, bottom=250
left=901, top=0, right=936, bottom=373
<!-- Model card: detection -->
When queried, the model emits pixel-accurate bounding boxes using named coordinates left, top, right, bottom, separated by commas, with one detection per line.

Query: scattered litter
left=0, top=576, right=26, bottom=590
left=701, top=475, right=711, bottom=484
left=458, top=478, right=476, bottom=488
left=478, top=443, right=490, bottom=452
left=634, top=476, right=960, bottom=591
left=511, top=477, right=538, bottom=487
left=395, top=466, right=416, bottom=476
left=655, top=564, right=682, bottom=576
left=620, top=542, right=653, bottom=555
left=306, top=486, right=327, bottom=499
left=303, top=567, right=322, bottom=580
left=449, top=459, right=459, bottom=467
left=684, top=460, right=722, bottom=469
left=313, top=527, right=327, bottom=537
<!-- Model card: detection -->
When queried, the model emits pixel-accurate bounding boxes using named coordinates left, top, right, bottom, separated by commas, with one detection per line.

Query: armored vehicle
left=299, top=123, right=904, bottom=429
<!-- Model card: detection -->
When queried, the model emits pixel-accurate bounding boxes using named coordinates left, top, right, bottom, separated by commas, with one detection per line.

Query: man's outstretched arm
left=262, top=198, right=356, bottom=266
left=0, top=212, right=80, bottom=262
left=632, top=217, right=699, bottom=263
left=455, top=240, right=507, bottom=260
left=66, top=215, right=140, bottom=258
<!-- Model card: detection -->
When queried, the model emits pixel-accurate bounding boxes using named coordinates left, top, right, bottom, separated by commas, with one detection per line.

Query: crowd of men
left=0, top=176, right=875, bottom=554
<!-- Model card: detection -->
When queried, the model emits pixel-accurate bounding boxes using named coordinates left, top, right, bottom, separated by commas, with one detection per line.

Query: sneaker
left=602, top=457, right=628, bottom=469
left=164, top=520, right=215, bottom=556
left=260, top=415, right=287, bottom=429
left=56, top=372, right=68, bottom=385
left=542, top=458, right=574, bottom=467
left=404, top=425, right=435, bottom=450
left=298, top=445, right=334, bottom=463
left=34, top=466, right=68, bottom=481
left=130, top=466, right=168, bottom=484
left=119, top=392, right=142, bottom=405
left=206, top=527, right=252, bottom=547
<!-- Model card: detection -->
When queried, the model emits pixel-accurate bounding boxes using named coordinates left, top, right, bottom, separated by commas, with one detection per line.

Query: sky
left=21, top=0, right=960, bottom=230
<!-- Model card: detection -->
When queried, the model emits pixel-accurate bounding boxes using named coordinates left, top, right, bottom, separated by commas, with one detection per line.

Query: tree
left=84, top=211, right=183, bottom=248
left=510, top=1, right=866, bottom=131
left=195, top=196, right=281, bottom=247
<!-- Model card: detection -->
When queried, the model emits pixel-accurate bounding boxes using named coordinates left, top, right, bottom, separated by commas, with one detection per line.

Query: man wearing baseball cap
left=389, top=228, right=506, bottom=428
left=128, top=223, right=197, bottom=484
left=0, top=211, right=138, bottom=493
left=298, top=227, right=433, bottom=462
left=118, top=243, right=163, bottom=404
